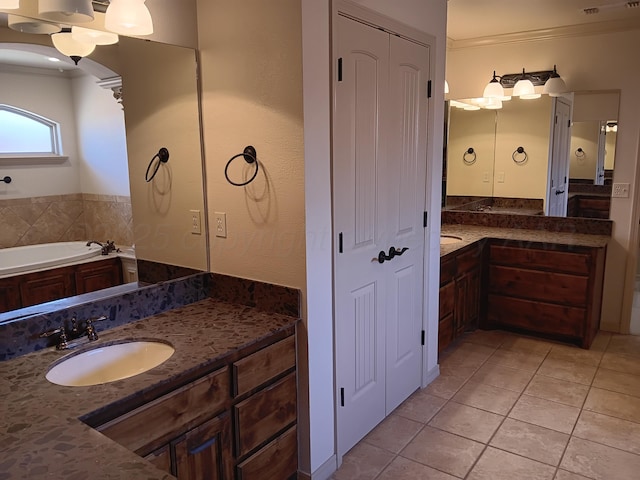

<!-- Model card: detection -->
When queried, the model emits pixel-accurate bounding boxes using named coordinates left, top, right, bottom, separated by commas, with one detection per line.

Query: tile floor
left=332, top=330, right=640, bottom=480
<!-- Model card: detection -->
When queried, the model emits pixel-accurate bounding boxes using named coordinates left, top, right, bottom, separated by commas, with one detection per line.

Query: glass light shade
left=0, top=0, right=20, bottom=9
left=543, top=76, right=567, bottom=97
left=463, top=105, right=481, bottom=111
left=52, top=31, right=95, bottom=58
left=72, top=26, right=119, bottom=45
left=483, top=80, right=504, bottom=99
left=444, top=80, right=449, bottom=94
left=513, top=78, right=539, bottom=98
left=38, top=0, right=94, bottom=23
left=484, top=98, right=503, bottom=109
left=105, top=0, right=153, bottom=36
left=8, top=14, right=61, bottom=34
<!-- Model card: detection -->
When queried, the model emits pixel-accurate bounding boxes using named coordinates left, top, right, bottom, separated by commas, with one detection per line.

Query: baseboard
left=422, top=363, right=440, bottom=387
left=298, top=454, right=337, bottom=480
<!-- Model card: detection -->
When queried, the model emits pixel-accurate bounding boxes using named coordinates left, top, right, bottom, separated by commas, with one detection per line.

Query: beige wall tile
left=429, top=401, right=503, bottom=443
left=467, top=447, right=555, bottom=480
left=490, top=418, right=569, bottom=466
left=452, top=380, right=520, bottom=415
left=524, top=374, right=590, bottom=408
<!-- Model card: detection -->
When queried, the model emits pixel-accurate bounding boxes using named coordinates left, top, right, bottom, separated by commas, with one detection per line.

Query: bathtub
left=0, top=242, right=103, bottom=277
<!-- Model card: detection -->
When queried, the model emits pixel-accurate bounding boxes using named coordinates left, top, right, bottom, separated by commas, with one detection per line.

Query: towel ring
left=145, top=147, right=170, bottom=182
left=575, top=147, right=585, bottom=158
left=512, top=146, right=528, bottom=165
left=225, top=145, right=259, bottom=186
left=462, top=147, right=477, bottom=165
left=1, top=176, right=11, bottom=184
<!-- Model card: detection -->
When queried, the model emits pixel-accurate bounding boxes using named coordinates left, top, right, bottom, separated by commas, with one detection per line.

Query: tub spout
left=86, top=240, right=103, bottom=248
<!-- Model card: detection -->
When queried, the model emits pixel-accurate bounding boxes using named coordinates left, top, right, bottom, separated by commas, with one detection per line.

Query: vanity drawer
left=98, top=367, right=229, bottom=455
left=490, top=245, right=591, bottom=275
left=236, top=425, right=297, bottom=480
left=232, top=335, right=295, bottom=397
left=234, top=372, right=297, bottom=458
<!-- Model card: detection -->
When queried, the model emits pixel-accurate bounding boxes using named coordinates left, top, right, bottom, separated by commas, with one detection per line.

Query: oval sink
left=46, top=340, right=175, bottom=387
left=440, top=235, right=463, bottom=245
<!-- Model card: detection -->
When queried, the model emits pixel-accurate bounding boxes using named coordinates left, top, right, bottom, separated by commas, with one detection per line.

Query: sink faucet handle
left=84, top=316, right=107, bottom=341
left=39, top=326, right=69, bottom=350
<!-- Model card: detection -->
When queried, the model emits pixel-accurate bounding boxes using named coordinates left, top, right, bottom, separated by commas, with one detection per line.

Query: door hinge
left=338, top=232, right=343, bottom=253
left=340, top=387, right=345, bottom=407
left=555, top=115, right=558, bottom=124
left=568, top=119, right=571, bottom=128
left=421, top=330, right=425, bottom=346
left=338, top=58, right=343, bottom=82
left=423, top=211, right=428, bottom=228
left=427, top=80, right=432, bottom=98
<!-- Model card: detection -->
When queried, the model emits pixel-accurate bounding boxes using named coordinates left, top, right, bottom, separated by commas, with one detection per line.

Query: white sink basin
left=440, top=235, right=463, bottom=245
left=46, top=340, right=175, bottom=387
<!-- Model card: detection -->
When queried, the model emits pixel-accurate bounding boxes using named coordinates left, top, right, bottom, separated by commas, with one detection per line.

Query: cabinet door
left=173, top=413, right=233, bottom=480
left=0, top=278, right=21, bottom=313
left=144, top=445, right=172, bottom=474
left=75, top=258, right=123, bottom=294
left=19, top=268, right=75, bottom=307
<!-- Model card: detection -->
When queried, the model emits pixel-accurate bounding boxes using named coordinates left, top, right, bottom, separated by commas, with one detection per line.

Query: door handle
left=555, top=190, right=565, bottom=195
left=373, top=247, right=409, bottom=264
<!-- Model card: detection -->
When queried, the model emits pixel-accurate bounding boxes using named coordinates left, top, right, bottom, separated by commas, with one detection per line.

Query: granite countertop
left=440, top=224, right=610, bottom=257
left=0, top=298, right=298, bottom=479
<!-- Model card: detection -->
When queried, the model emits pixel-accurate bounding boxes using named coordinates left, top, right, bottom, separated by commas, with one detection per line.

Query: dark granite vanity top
left=440, top=224, right=610, bottom=257
left=0, top=298, right=298, bottom=479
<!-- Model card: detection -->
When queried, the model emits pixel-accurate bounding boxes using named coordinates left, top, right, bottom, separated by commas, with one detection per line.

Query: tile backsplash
left=0, top=193, right=133, bottom=248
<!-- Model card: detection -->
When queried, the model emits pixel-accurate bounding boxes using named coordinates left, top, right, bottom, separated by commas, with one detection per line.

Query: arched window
left=0, top=104, right=62, bottom=157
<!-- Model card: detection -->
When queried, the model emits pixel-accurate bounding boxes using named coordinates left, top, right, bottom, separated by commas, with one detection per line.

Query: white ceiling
left=447, top=0, right=640, bottom=41
left=0, top=48, right=78, bottom=71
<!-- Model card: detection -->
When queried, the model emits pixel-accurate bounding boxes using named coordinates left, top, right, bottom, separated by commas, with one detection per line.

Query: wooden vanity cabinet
left=485, top=240, right=606, bottom=348
left=95, top=332, right=297, bottom=480
left=75, top=257, right=123, bottom=294
left=439, top=242, right=484, bottom=353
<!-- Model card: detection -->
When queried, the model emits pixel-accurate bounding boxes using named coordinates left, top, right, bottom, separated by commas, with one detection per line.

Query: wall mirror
left=0, top=14, right=208, bottom=321
left=443, top=90, right=620, bottom=219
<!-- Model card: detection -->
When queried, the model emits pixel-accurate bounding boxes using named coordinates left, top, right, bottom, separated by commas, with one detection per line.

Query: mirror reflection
left=0, top=21, right=207, bottom=318
left=443, top=90, right=619, bottom=219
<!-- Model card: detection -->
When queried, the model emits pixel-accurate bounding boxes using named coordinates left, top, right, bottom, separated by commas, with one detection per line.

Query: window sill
left=0, top=155, right=69, bottom=165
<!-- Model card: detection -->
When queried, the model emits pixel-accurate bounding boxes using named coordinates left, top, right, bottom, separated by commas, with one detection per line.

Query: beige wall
left=196, top=0, right=306, bottom=290
left=447, top=28, right=640, bottom=333
left=570, top=122, right=600, bottom=180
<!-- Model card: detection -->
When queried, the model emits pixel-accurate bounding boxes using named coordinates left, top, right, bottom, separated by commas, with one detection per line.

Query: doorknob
left=372, top=247, right=409, bottom=264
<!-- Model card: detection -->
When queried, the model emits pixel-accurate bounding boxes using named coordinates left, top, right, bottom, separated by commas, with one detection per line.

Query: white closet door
left=548, top=98, right=572, bottom=217
left=334, top=15, right=390, bottom=457
left=384, top=34, right=429, bottom=414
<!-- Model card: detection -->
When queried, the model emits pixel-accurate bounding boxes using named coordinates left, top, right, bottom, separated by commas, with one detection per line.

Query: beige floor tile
left=428, top=401, right=503, bottom=443
left=377, top=456, right=458, bottom=480
left=560, top=437, right=640, bottom=480
left=606, top=334, right=640, bottom=357
left=462, top=329, right=513, bottom=348
left=573, top=410, right=640, bottom=455
left=592, top=368, right=640, bottom=398
left=400, top=425, right=485, bottom=478
left=452, top=380, right=520, bottom=415
left=489, top=418, right=569, bottom=466
left=499, top=336, right=553, bottom=355
left=439, top=363, right=481, bottom=381
left=487, top=348, right=547, bottom=372
left=589, top=331, right=612, bottom=352
left=394, top=390, right=447, bottom=424
left=547, top=344, right=603, bottom=367
left=467, top=447, right=556, bottom=480
left=471, top=362, right=534, bottom=392
left=332, top=442, right=395, bottom=480
left=440, top=343, right=495, bottom=369
left=554, top=470, right=592, bottom=480
left=537, top=357, right=597, bottom=385
left=583, top=387, right=640, bottom=423
left=600, top=352, right=640, bottom=377
left=362, top=414, right=423, bottom=454
left=423, top=374, right=468, bottom=400
left=524, top=374, right=590, bottom=408
left=509, top=394, right=581, bottom=434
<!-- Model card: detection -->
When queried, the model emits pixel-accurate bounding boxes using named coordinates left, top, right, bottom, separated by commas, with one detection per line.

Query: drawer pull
left=189, top=437, right=217, bottom=455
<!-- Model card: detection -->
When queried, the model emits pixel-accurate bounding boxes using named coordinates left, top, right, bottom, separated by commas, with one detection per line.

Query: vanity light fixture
left=0, top=0, right=20, bottom=9
left=38, top=0, right=94, bottom=23
left=51, top=28, right=95, bottom=64
left=513, top=69, right=540, bottom=99
left=542, top=65, right=567, bottom=97
left=483, top=67, right=566, bottom=100
left=72, top=26, right=118, bottom=45
left=7, top=14, right=62, bottom=34
left=483, top=71, right=505, bottom=99
left=105, top=0, right=153, bottom=36
left=444, top=80, right=450, bottom=94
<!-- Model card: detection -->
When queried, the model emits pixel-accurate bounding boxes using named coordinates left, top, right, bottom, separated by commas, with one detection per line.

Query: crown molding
left=448, top=17, right=640, bottom=50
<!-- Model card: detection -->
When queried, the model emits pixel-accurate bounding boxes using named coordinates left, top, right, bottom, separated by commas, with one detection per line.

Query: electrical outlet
left=190, top=209, right=201, bottom=235
left=214, top=212, right=227, bottom=238
left=612, top=183, right=630, bottom=198
left=497, top=172, right=505, bottom=183
left=482, top=171, right=490, bottom=183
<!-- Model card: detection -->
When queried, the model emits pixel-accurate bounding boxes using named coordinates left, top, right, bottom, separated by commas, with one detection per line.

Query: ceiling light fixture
left=51, top=28, right=95, bottom=64
left=105, top=0, right=153, bottom=36
left=72, top=26, right=118, bottom=45
left=38, top=0, right=94, bottom=23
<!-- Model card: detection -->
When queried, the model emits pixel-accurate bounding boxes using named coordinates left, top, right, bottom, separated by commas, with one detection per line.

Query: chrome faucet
left=86, top=240, right=119, bottom=255
left=40, top=315, right=109, bottom=350
left=86, top=240, right=103, bottom=248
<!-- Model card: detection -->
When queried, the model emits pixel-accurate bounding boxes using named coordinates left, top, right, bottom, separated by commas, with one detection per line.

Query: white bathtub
left=0, top=242, right=103, bottom=277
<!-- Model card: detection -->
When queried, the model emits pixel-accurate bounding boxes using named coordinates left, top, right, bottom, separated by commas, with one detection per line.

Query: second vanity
left=439, top=222, right=609, bottom=352
left=0, top=295, right=299, bottom=480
